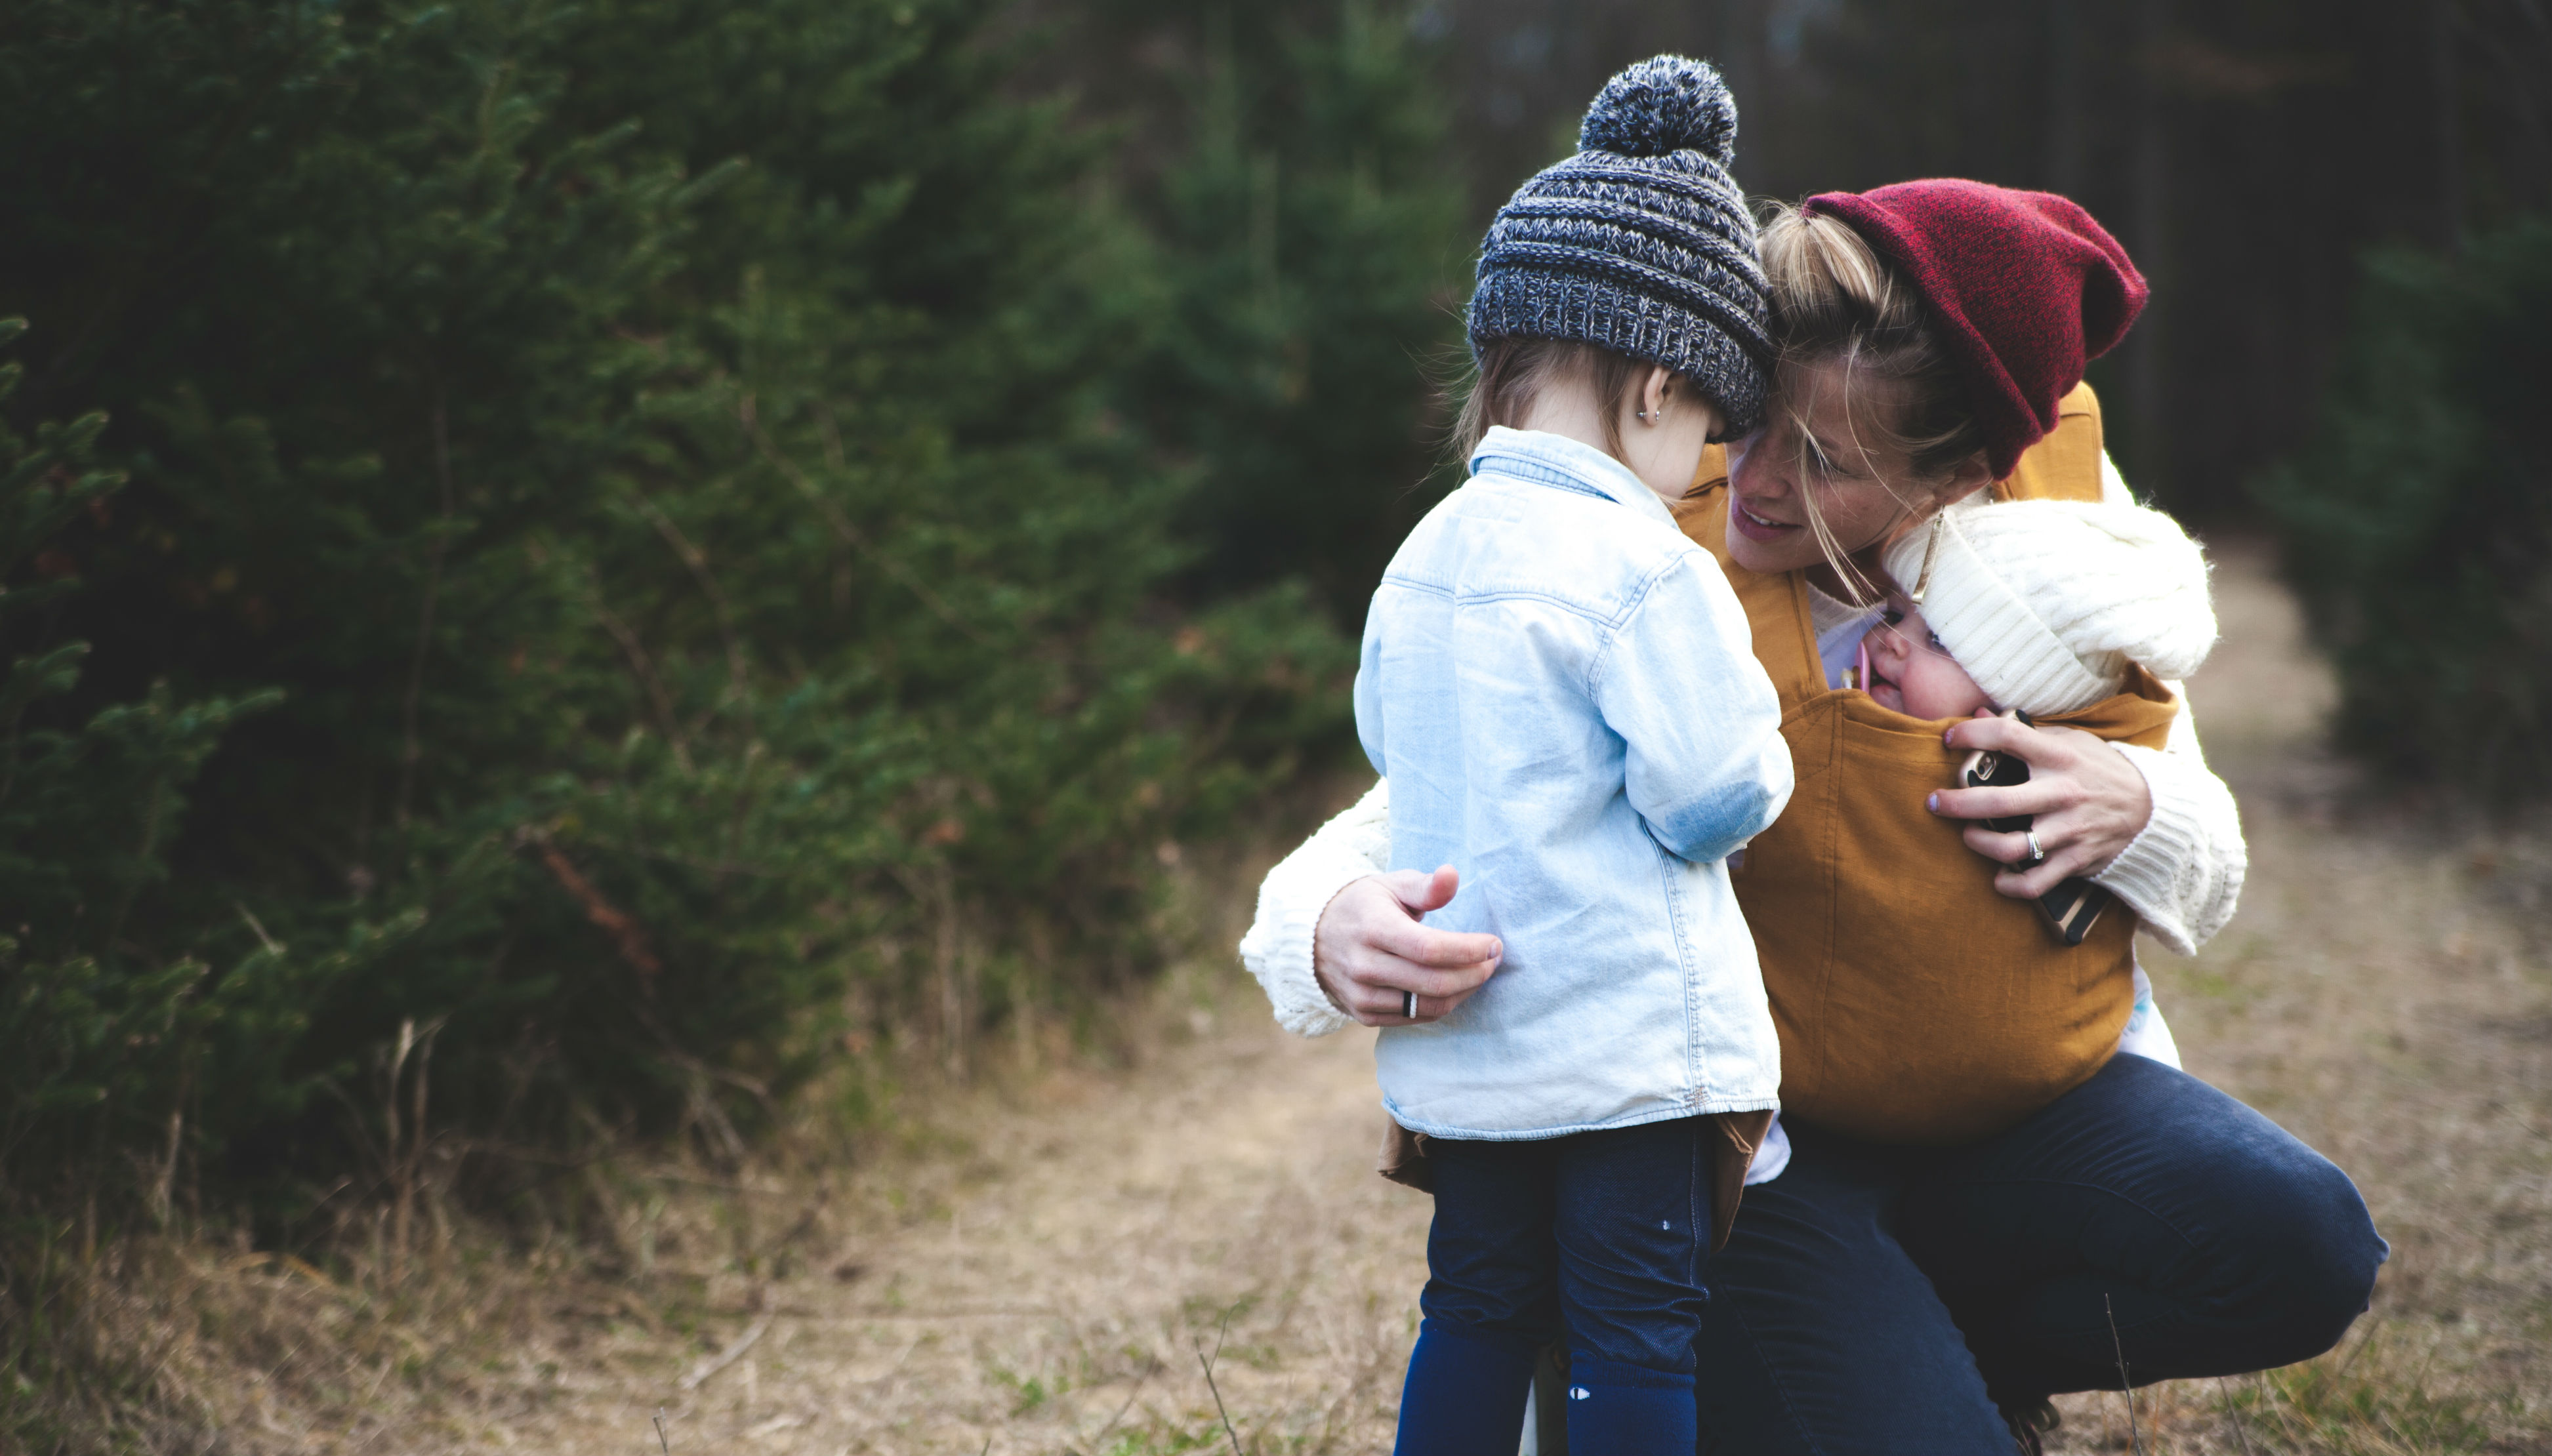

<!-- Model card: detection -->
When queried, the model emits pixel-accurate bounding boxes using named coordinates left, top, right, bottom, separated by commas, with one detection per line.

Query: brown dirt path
left=495, top=981, right=1427, bottom=1455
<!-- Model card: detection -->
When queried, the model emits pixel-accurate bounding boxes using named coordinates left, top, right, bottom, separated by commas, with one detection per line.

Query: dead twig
left=525, top=831, right=663, bottom=981
left=1197, top=1304, right=1246, bottom=1456
left=2105, top=1293, right=2146, bottom=1456
left=588, top=589, right=692, bottom=771
left=678, top=1312, right=773, bottom=1392
left=623, top=487, right=750, bottom=706
left=1080, top=1365, right=1151, bottom=1449
left=2217, top=1375, right=2258, bottom=1456
left=653, top=1406, right=672, bottom=1453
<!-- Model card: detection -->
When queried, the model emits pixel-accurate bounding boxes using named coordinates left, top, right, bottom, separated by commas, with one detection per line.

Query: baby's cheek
left=1910, top=658, right=1993, bottom=720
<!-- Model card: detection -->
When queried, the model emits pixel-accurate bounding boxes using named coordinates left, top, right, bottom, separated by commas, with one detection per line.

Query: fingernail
left=1926, top=792, right=1939, bottom=813
left=1943, top=729, right=1956, bottom=746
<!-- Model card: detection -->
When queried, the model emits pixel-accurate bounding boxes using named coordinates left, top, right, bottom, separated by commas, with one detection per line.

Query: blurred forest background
left=1, top=1, right=2546, bottom=1446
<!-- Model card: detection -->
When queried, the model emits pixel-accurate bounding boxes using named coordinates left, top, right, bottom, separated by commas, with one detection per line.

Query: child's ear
left=1641, top=366, right=1674, bottom=421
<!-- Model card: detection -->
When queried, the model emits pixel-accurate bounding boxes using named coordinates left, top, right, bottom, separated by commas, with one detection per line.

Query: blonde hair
left=1757, top=202, right=1990, bottom=601
left=1451, top=338, right=1651, bottom=464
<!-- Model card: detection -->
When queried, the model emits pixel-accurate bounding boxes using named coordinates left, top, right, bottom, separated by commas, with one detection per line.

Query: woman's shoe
left=2001, top=1398, right=2061, bottom=1455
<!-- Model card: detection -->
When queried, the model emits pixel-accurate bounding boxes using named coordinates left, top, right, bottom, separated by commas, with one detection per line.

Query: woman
left=1241, top=180, right=2385, bottom=1453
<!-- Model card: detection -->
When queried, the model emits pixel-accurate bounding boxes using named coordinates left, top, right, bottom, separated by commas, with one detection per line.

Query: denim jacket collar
left=1470, top=426, right=1676, bottom=530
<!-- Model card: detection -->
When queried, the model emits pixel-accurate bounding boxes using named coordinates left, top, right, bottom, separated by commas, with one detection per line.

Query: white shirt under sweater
left=1239, top=452, right=2240, bottom=1184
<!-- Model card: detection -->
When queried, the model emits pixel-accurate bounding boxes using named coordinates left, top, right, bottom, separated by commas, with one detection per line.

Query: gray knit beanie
left=1468, top=56, right=1773, bottom=431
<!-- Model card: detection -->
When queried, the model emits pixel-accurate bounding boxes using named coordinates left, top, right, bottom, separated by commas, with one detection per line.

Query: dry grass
left=2041, top=543, right=2552, bottom=1455
left=12, top=547, right=2549, bottom=1455
left=4, top=827, right=1438, bottom=1456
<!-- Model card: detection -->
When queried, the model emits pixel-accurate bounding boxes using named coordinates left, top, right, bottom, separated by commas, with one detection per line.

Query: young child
left=1357, top=58, right=1792, bottom=1455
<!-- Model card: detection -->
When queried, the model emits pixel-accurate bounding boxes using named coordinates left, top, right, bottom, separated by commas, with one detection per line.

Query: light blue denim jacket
left=1357, top=426, right=1792, bottom=1140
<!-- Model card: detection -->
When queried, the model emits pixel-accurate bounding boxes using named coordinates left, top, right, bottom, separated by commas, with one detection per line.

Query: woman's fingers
left=1335, top=977, right=1472, bottom=1026
left=1368, top=906, right=1504, bottom=969
left=1338, top=926, right=1501, bottom=1025
left=1330, top=958, right=1496, bottom=1026
left=1962, top=822, right=2089, bottom=899
left=1931, top=721, right=2152, bottom=885
left=1378, top=864, right=1463, bottom=917
left=1929, top=779, right=2065, bottom=824
left=1312, top=870, right=1504, bottom=1026
left=1930, top=718, right=2082, bottom=823
left=1941, top=712, right=2070, bottom=763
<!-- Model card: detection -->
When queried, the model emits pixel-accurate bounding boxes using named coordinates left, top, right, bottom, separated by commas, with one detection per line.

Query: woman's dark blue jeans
left=1692, top=1053, right=2387, bottom=1453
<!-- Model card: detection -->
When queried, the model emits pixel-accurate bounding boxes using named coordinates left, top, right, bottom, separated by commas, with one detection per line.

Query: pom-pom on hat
left=1468, top=56, right=1774, bottom=432
left=1882, top=498, right=2215, bottom=716
left=1801, top=180, right=2147, bottom=480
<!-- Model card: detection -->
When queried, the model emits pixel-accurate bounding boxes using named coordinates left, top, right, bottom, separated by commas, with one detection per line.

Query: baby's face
left=1864, top=596, right=1994, bottom=720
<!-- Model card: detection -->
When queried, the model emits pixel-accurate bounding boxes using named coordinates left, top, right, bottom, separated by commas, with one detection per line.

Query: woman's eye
left=1928, top=632, right=1946, bottom=651
left=1881, top=609, right=1904, bottom=627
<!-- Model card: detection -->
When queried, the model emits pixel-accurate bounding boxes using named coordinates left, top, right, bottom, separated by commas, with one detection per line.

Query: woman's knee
left=2209, top=1138, right=2387, bottom=1362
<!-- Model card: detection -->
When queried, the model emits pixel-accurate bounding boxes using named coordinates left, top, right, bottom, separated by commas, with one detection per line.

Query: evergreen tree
left=1071, top=1, right=1473, bottom=620
left=0, top=0, right=1356, bottom=1225
left=2256, top=220, right=2552, bottom=799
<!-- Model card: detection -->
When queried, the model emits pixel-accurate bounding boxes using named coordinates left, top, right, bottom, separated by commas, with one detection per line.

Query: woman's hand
left=1929, top=714, right=2154, bottom=899
left=1313, top=866, right=1504, bottom=1026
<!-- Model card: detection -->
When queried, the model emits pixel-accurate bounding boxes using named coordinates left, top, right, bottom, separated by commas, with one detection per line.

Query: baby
left=1863, top=496, right=2215, bottom=727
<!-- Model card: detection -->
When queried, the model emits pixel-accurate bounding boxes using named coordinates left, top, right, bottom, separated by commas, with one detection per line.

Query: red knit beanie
left=1800, top=180, right=2147, bottom=480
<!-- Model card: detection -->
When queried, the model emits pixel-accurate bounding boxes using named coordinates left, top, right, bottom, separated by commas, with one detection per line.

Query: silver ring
left=2023, top=829, right=2047, bottom=866
left=1401, top=990, right=1418, bottom=1019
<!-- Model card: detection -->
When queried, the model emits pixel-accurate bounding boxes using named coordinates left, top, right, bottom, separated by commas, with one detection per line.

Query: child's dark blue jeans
left=1393, top=1113, right=1715, bottom=1455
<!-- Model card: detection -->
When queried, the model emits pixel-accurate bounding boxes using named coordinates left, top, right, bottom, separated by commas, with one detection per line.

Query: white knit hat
left=1880, top=498, right=2216, bottom=716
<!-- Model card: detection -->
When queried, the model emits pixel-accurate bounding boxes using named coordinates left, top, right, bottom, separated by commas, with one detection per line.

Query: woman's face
left=1721, top=357, right=1964, bottom=577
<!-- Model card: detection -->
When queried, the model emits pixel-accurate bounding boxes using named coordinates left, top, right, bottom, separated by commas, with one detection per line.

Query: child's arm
left=1594, top=552, right=1794, bottom=864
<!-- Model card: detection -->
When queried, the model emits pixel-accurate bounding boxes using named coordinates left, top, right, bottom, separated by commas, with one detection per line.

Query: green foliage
left=0, top=0, right=1435, bottom=1234
left=1105, top=1, right=1472, bottom=619
left=0, top=333, right=293, bottom=1211
left=2255, top=218, right=2552, bottom=800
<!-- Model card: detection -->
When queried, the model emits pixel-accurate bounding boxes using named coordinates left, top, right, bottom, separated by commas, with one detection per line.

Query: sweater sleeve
left=2082, top=450, right=2250, bottom=956
left=1237, top=778, right=1393, bottom=1037
left=2090, top=682, right=2249, bottom=957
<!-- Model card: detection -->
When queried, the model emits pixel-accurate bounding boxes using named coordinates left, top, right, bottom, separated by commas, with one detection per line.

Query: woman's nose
left=1729, top=445, right=1786, bottom=496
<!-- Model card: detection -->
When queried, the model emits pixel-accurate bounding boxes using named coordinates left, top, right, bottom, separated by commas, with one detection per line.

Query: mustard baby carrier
left=1674, top=384, right=2173, bottom=1144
